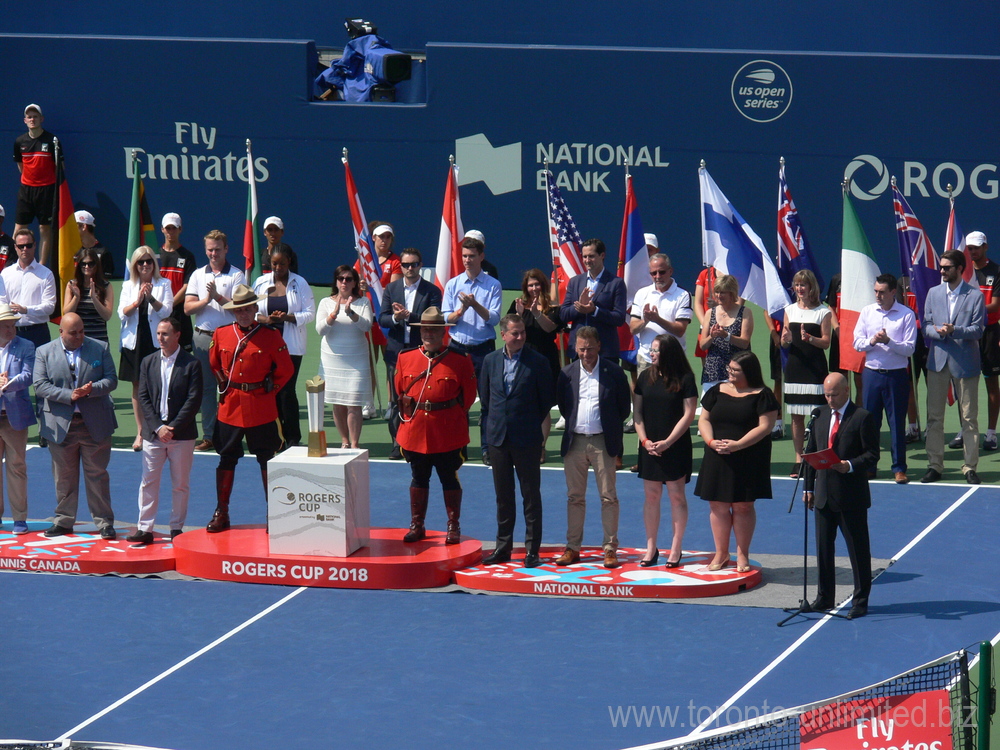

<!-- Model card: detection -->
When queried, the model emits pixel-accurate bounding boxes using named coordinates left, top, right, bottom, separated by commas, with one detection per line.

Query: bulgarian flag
left=839, top=191, right=880, bottom=372
left=125, top=149, right=157, bottom=280
left=434, top=158, right=464, bottom=291
left=243, top=139, right=261, bottom=284
left=52, top=138, right=82, bottom=318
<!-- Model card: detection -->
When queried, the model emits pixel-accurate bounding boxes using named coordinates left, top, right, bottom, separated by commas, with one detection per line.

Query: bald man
left=33, top=312, right=119, bottom=538
left=802, top=373, right=879, bottom=619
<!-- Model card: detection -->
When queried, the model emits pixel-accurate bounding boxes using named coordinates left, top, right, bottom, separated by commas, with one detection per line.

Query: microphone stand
left=778, top=408, right=847, bottom=626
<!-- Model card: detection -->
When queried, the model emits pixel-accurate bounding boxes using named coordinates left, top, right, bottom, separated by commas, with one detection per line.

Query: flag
left=943, top=199, right=972, bottom=283
left=545, top=169, right=584, bottom=304
left=52, top=138, right=81, bottom=318
left=700, top=166, right=790, bottom=318
left=892, top=183, right=939, bottom=320
left=342, top=156, right=384, bottom=323
left=839, top=191, right=881, bottom=372
left=434, top=161, right=464, bottom=291
left=777, top=160, right=823, bottom=293
left=243, top=141, right=261, bottom=284
left=125, top=151, right=157, bottom=280
left=616, top=172, right=649, bottom=361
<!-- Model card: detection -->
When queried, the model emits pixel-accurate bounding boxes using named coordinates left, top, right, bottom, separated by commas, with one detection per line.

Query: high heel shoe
left=707, top=556, right=731, bottom=571
left=639, top=549, right=659, bottom=567
left=736, top=559, right=751, bottom=573
left=665, top=553, right=682, bottom=568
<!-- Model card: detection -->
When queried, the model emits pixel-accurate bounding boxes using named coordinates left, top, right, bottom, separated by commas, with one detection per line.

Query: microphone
left=802, top=406, right=822, bottom=443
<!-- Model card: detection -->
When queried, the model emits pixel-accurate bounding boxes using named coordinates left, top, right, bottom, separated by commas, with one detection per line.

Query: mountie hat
left=223, top=284, right=265, bottom=310
left=0, top=303, right=22, bottom=322
left=409, top=306, right=452, bottom=327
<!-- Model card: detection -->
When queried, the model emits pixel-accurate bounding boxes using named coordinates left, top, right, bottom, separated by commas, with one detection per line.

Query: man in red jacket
left=395, top=307, right=476, bottom=544
left=206, top=284, right=294, bottom=533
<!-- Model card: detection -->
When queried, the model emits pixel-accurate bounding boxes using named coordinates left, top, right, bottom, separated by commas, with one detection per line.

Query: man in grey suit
left=33, top=312, right=118, bottom=538
left=127, top=317, right=203, bottom=545
left=922, top=249, right=986, bottom=484
left=479, top=315, right=556, bottom=568
left=0, top=303, right=36, bottom=535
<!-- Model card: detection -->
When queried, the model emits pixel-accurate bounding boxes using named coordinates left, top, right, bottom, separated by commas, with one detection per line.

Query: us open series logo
left=731, top=60, right=793, bottom=122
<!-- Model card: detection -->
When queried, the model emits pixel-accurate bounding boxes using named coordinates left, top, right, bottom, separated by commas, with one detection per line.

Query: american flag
left=776, top=160, right=822, bottom=292
left=342, top=156, right=384, bottom=320
left=545, top=169, right=584, bottom=304
left=892, top=183, right=938, bottom=320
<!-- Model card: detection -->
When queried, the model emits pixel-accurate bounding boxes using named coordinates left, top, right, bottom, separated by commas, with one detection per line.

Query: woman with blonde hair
left=118, top=246, right=173, bottom=450
left=780, top=269, right=832, bottom=476
left=697, top=274, right=753, bottom=394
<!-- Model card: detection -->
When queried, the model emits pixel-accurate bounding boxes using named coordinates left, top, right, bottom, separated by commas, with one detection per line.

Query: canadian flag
left=434, top=160, right=465, bottom=291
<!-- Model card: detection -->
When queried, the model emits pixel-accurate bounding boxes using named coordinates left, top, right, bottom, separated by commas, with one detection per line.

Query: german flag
left=126, top=150, right=157, bottom=279
left=52, top=140, right=82, bottom=319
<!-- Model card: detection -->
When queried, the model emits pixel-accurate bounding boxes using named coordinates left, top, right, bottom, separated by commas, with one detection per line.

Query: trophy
left=305, top=376, right=328, bottom=457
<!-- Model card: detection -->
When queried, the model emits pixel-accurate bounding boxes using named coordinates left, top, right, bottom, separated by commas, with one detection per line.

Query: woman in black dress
left=507, top=269, right=563, bottom=459
left=62, top=248, right=114, bottom=342
left=695, top=350, right=779, bottom=572
left=633, top=334, right=698, bottom=567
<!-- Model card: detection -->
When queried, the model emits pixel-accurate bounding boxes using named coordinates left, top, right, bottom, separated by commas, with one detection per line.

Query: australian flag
left=545, top=169, right=584, bottom=303
left=892, top=183, right=939, bottom=320
left=776, top=161, right=823, bottom=293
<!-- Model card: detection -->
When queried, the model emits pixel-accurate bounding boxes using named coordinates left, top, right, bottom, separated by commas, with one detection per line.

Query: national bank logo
left=731, top=60, right=793, bottom=123
left=455, top=133, right=522, bottom=195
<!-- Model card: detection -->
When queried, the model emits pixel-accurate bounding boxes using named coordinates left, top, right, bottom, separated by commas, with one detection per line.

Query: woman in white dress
left=316, top=264, right=373, bottom=448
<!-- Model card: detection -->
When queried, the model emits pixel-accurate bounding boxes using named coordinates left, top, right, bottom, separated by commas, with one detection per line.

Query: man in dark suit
left=33, top=312, right=118, bottom=538
left=127, top=317, right=203, bottom=545
left=479, top=315, right=556, bottom=568
left=803, top=373, right=879, bottom=619
left=555, top=326, right=631, bottom=568
left=559, top=238, right=627, bottom=362
left=379, top=248, right=442, bottom=459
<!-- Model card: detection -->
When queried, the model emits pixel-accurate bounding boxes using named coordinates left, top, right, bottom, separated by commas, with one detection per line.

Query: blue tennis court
left=1, top=448, right=997, bottom=750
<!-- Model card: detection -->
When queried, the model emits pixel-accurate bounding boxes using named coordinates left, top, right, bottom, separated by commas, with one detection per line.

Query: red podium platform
left=453, top=547, right=762, bottom=599
left=172, top=526, right=482, bottom=589
left=0, top=526, right=176, bottom=575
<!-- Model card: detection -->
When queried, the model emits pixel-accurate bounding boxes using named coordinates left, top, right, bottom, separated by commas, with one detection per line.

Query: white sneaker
left=770, top=424, right=784, bottom=440
left=554, top=416, right=566, bottom=430
left=362, top=403, right=376, bottom=420
left=623, top=416, right=636, bottom=433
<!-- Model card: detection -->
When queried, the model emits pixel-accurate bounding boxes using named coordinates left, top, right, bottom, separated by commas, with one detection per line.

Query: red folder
left=802, top=448, right=840, bottom=470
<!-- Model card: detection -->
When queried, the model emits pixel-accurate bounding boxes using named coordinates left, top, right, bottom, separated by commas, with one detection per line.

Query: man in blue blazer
left=559, top=238, right=627, bottom=361
left=127, top=317, right=203, bottom=545
left=0, top=303, right=36, bottom=535
left=378, top=248, right=442, bottom=459
left=921, top=250, right=986, bottom=484
left=554, top=326, right=631, bottom=568
left=479, top=315, right=556, bottom=568
left=33, top=312, right=118, bottom=538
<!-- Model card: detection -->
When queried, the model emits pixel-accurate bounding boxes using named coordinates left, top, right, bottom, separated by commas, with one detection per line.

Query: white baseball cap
left=0, top=203, right=5, bottom=219
left=644, top=233, right=659, bottom=249
left=24, top=103, right=43, bottom=116
left=75, top=210, right=96, bottom=226
left=161, top=212, right=182, bottom=229
left=264, top=216, right=284, bottom=230
left=966, top=231, right=988, bottom=247
left=464, top=229, right=485, bottom=245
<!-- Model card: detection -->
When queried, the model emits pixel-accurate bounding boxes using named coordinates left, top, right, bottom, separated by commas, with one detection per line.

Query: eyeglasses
left=337, top=276, right=354, bottom=282
left=137, top=259, right=155, bottom=266
left=939, top=264, right=956, bottom=271
left=727, top=366, right=743, bottom=375
left=79, top=261, right=96, bottom=268
left=15, top=243, right=34, bottom=250
left=400, top=262, right=420, bottom=269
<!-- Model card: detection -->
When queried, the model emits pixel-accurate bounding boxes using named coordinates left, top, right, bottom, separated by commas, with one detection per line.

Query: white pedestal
left=267, top=447, right=370, bottom=557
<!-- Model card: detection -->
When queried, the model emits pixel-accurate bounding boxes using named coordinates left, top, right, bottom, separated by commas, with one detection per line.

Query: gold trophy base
left=308, top=431, right=328, bottom=457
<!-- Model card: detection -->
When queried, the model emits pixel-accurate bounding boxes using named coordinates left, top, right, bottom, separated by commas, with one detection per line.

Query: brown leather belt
left=233, top=380, right=267, bottom=392
left=414, top=397, right=460, bottom=412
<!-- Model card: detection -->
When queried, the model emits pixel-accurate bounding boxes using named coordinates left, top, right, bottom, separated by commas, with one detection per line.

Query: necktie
left=829, top=410, right=840, bottom=449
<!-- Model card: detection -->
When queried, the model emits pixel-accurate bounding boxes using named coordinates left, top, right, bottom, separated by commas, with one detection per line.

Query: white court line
left=57, top=586, right=308, bottom=741
left=687, top=484, right=981, bottom=736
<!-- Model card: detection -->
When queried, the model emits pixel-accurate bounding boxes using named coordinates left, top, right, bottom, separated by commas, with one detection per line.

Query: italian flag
left=243, top=140, right=260, bottom=284
left=839, top=191, right=880, bottom=373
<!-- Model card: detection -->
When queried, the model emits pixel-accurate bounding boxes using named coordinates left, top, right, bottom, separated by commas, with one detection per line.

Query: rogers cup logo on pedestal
left=731, top=60, right=793, bottom=122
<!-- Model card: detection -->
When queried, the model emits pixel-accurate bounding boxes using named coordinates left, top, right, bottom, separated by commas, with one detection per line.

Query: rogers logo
left=845, top=155, right=999, bottom=200
left=844, top=155, right=890, bottom=201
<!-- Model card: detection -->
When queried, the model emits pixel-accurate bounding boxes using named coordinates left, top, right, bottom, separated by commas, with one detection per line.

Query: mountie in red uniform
left=205, top=321, right=294, bottom=533
left=394, top=345, right=476, bottom=544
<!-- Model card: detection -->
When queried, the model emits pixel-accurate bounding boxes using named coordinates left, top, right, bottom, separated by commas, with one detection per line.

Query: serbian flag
left=434, top=160, right=464, bottom=291
left=892, top=182, right=939, bottom=321
left=616, top=172, right=649, bottom=363
left=943, top=199, right=973, bottom=283
left=51, top=138, right=82, bottom=318
left=839, top=191, right=880, bottom=372
left=125, top=150, right=157, bottom=280
left=342, top=155, right=384, bottom=327
left=777, top=159, right=823, bottom=293
left=545, top=169, right=584, bottom=305
left=243, top=140, right=261, bottom=284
